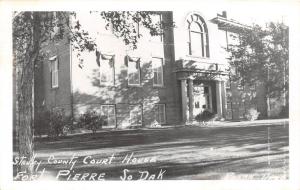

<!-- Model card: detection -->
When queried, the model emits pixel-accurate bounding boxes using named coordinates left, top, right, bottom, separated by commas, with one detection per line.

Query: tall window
left=101, top=105, right=116, bottom=128
left=100, top=54, right=115, bottom=85
left=50, top=56, right=58, bottom=88
left=226, top=78, right=231, bottom=89
left=151, top=14, right=163, bottom=42
left=127, top=57, right=141, bottom=85
left=155, top=104, right=166, bottom=124
left=204, top=86, right=211, bottom=110
left=187, top=14, right=209, bottom=57
left=152, top=57, right=164, bottom=86
left=226, top=99, right=233, bottom=120
left=129, top=104, right=142, bottom=126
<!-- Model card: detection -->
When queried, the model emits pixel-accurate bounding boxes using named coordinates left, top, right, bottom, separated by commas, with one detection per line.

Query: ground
left=13, top=119, right=289, bottom=180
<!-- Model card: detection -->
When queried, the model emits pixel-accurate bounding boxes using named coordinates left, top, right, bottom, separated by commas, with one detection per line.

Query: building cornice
left=211, top=16, right=252, bottom=32
left=174, top=68, right=228, bottom=75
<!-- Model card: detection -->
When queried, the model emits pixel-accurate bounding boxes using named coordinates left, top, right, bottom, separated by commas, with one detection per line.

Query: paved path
left=14, top=120, right=289, bottom=180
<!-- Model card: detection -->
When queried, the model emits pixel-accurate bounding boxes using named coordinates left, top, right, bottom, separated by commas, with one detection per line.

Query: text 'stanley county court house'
left=34, top=11, right=285, bottom=129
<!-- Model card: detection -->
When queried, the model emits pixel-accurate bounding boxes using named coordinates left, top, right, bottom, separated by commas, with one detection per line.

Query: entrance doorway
left=193, top=84, right=212, bottom=117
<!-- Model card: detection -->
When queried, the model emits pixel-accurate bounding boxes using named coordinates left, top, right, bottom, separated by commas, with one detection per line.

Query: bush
left=49, top=110, right=65, bottom=137
left=278, top=105, right=289, bottom=118
left=34, top=108, right=72, bottom=137
left=195, top=110, right=216, bottom=123
left=245, top=108, right=260, bottom=121
left=78, top=110, right=104, bottom=133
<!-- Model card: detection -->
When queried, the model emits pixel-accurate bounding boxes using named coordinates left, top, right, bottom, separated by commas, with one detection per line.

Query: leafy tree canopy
left=13, top=11, right=164, bottom=64
left=227, top=22, right=288, bottom=99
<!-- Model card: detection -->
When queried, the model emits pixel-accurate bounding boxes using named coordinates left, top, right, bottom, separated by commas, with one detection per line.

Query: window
left=152, top=57, right=164, bottom=86
left=101, top=105, right=116, bottom=128
left=193, top=85, right=212, bottom=112
left=239, top=101, right=246, bottom=119
left=151, top=14, right=163, bottom=42
left=50, top=56, right=58, bottom=88
left=100, top=54, right=115, bottom=85
left=226, top=78, right=231, bottom=89
left=155, top=104, right=166, bottom=124
left=187, top=14, right=209, bottom=57
left=129, top=104, right=142, bottom=126
left=226, top=99, right=233, bottom=120
left=127, top=57, right=141, bottom=85
left=204, top=86, right=211, bottom=109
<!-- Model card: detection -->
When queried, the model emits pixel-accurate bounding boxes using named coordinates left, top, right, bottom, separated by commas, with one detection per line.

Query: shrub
left=78, top=110, right=104, bottom=133
left=195, top=110, right=216, bottom=123
left=150, top=120, right=162, bottom=128
left=244, top=108, right=260, bottom=121
left=278, top=105, right=289, bottom=118
left=34, top=108, right=72, bottom=137
left=49, top=110, right=72, bottom=137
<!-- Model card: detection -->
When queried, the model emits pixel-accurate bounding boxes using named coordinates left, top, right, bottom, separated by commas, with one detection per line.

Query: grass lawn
left=13, top=121, right=289, bottom=180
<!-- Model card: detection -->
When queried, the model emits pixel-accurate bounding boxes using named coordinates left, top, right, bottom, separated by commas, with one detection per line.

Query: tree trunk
left=16, top=56, right=35, bottom=174
left=266, top=66, right=271, bottom=118
left=16, top=12, right=41, bottom=177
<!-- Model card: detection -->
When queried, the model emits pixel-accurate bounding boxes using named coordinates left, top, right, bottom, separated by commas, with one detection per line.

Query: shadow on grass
left=36, top=150, right=288, bottom=180
left=33, top=124, right=288, bottom=153
left=13, top=124, right=289, bottom=180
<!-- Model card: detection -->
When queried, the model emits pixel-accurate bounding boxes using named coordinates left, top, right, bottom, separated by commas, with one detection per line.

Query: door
left=231, top=100, right=245, bottom=120
left=193, top=85, right=212, bottom=117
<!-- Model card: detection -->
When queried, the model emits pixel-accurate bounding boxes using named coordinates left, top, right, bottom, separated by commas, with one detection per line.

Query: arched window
left=187, top=14, right=209, bottom=57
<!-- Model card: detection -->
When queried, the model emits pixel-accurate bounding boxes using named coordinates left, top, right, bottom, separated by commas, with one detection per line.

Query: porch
left=177, top=71, right=228, bottom=123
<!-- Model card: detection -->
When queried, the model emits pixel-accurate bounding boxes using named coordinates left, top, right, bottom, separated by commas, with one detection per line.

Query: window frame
left=187, top=14, right=210, bottom=58
left=99, top=54, right=115, bottom=86
left=155, top=104, right=166, bottom=124
left=150, top=13, right=163, bottom=43
left=100, top=104, right=116, bottom=129
left=49, top=56, right=59, bottom=89
left=226, top=78, right=231, bottom=89
left=152, top=57, right=164, bottom=87
left=127, top=56, right=141, bottom=86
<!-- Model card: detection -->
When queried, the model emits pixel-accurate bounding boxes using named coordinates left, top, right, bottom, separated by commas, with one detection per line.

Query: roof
left=211, top=16, right=252, bottom=32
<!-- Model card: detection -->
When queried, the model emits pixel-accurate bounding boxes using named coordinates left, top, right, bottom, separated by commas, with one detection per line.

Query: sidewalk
left=201, top=118, right=289, bottom=128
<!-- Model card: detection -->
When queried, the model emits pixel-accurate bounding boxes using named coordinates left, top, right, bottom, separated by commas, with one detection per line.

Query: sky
left=213, top=1, right=293, bottom=26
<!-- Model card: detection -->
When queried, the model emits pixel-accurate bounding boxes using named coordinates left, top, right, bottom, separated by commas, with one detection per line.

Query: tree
left=267, top=22, right=289, bottom=107
left=13, top=11, right=163, bottom=177
left=227, top=22, right=288, bottom=117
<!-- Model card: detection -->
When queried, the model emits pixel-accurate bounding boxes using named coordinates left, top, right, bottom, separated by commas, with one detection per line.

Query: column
left=180, top=79, right=188, bottom=123
left=221, top=81, right=227, bottom=118
left=216, top=80, right=223, bottom=118
left=188, top=78, right=194, bottom=122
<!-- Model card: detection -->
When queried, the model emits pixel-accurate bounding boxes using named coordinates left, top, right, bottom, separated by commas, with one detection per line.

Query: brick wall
left=71, top=12, right=181, bottom=127
left=38, top=38, right=72, bottom=116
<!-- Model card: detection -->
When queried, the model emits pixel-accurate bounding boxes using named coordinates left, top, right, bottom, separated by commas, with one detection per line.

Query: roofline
left=211, top=16, right=252, bottom=31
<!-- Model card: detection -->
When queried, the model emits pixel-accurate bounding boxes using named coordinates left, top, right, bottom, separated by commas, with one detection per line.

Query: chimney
left=222, top=11, right=227, bottom=18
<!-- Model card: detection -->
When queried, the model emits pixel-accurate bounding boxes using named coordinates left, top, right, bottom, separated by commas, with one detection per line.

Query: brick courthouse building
left=33, top=11, right=285, bottom=129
